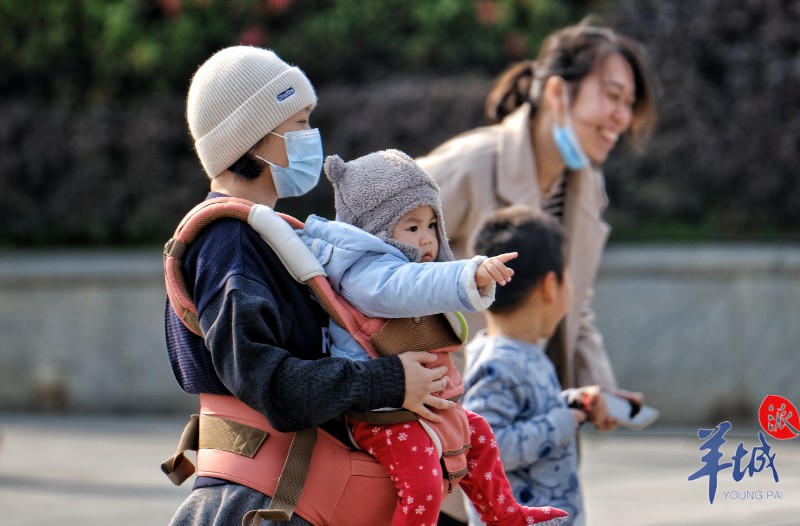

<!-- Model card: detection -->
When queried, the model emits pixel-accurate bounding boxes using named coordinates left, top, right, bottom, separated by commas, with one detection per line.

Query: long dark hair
left=485, top=19, right=657, bottom=149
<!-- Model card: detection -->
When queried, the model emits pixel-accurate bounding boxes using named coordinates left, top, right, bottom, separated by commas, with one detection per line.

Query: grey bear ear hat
left=324, top=149, right=455, bottom=263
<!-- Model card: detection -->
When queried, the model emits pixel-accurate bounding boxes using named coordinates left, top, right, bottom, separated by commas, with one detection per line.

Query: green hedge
left=4, top=0, right=800, bottom=245
left=0, top=0, right=585, bottom=105
left=0, top=77, right=491, bottom=246
left=606, top=0, right=800, bottom=240
left=0, top=0, right=589, bottom=246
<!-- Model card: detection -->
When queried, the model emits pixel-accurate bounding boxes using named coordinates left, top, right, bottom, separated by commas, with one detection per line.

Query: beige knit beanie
left=186, top=46, right=317, bottom=178
left=325, top=149, right=455, bottom=262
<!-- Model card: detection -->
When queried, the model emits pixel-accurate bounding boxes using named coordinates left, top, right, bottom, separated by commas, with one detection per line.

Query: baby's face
left=390, top=206, right=439, bottom=262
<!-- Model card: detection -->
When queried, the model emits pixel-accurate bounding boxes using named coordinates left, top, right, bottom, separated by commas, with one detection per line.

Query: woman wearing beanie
left=416, top=20, right=657, bottom=525
left=299, top=149, right=569, bottom=526
left=165, top=47, right=452, bottom=526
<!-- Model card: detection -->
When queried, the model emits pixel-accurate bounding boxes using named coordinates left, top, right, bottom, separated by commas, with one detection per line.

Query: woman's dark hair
left=485, top=18, right=657, bottom=149
left=471, top=205, right=566, bottom=313
left=228, top=155, right=264, bottom=180
left=228, top=136, right=268, bottom=180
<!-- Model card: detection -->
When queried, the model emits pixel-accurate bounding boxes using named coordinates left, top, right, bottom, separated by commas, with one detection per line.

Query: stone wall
left=592, top=244, right=800, bottom=426
left=0, top=251, right=194, bottom=414
left=2, top=245, right=798, bottom=425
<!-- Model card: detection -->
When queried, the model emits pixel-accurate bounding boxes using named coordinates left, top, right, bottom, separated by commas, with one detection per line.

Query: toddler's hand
left=475, top=252, right=518, bottom=287
left=579, top=386, right=619, bottom=431
left=571, top=409, right=588, bottom=426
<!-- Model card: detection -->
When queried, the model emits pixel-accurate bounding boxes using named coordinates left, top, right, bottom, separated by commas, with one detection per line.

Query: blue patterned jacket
left=462, top=333, right=583, bottom=525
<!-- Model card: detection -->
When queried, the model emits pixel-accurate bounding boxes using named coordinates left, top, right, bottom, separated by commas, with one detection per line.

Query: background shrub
left=2, top=0, right=800, bottom=245
left=0, top=78, right=491, bottom=246
left=606, top=0, right=800, bottom=239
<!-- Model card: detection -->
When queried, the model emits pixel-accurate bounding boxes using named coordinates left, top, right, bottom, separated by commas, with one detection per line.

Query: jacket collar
left=495, top=103, right=541, bottom=206
left=494, top=103, right=604, bottom=209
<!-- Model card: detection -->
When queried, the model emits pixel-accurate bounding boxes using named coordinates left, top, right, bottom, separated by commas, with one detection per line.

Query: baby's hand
left=475, top=252, right=518, bottom=287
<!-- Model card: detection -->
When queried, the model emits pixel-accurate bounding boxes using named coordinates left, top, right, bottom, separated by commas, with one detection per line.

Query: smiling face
left=390, top=205, right=439, bottom=262
left=569, top=53, right=636, bottom=165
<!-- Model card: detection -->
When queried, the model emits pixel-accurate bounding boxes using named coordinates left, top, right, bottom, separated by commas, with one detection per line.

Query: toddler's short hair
left=471, top=205, right=566, bottom=312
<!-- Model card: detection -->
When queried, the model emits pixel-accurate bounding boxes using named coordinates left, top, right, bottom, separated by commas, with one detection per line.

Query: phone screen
left=603, top=392, right=659, bottom=430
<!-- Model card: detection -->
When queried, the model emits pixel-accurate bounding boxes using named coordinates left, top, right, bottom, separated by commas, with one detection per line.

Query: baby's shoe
left=490, top=505, right=568, bottom=526
left=522, top=506, right=569, bottom=525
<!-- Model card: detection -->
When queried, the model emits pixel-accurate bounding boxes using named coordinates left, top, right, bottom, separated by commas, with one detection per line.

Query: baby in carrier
left=301, top=149, right=568, bottom=526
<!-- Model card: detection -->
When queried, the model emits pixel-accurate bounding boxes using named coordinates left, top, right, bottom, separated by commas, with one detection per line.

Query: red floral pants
left=352, top=409, right=567, bottom=526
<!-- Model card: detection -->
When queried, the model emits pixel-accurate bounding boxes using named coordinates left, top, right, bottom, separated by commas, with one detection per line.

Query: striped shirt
left=541, top=174, right=566, bottom=221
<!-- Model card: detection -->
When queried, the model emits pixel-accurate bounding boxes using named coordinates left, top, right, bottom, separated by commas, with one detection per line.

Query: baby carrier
left=161, top=197, right=470, bottom=526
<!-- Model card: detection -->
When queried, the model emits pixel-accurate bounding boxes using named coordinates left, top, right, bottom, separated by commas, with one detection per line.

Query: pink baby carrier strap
left=198, top=394, right=396, bottom=526
left=271, top=210, right=469, bottom=479
left=163, top=197, right=254, bottom=337
left=162, top=197, right=470, bottom=524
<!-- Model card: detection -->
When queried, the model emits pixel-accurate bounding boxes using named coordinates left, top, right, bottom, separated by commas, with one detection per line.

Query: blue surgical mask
left=255, top=128, right=323, bottom=198
left=552, top=90, right=589, bottom=171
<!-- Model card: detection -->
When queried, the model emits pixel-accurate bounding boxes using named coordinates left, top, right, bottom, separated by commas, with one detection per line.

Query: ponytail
left=483, top=20, right=657, bottom=147
left=484, top=61, right=536, bottom=125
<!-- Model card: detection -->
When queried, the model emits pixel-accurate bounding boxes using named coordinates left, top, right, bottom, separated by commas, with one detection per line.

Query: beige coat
left=417, top=103, right=617, bottom=390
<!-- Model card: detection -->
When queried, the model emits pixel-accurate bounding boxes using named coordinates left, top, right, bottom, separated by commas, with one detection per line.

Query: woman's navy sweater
left=164, top=194, right=406, bottom=433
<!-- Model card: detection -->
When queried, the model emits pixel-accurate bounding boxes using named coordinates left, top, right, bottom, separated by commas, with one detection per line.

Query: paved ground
left=1, top=414, right=798, bottom=525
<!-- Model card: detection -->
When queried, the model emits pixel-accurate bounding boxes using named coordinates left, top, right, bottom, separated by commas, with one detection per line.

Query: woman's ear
left=542, top=76, right=567, bottom=117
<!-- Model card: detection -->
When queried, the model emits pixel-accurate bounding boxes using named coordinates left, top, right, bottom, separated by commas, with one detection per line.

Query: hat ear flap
left=324, top=155, right=346, bottom=184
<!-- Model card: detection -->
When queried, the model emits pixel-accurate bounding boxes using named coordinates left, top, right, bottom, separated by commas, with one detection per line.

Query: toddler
left=301, top=150, right=568, bottom=526
left=463, top=205, right=607, bottom=526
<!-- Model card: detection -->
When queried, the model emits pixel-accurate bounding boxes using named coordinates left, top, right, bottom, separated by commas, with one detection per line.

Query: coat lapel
left=561, top=166, right=610, bottom=361
left=495, top=104, right=540, bottom=207
left=491, top=103, right=611, bottom=387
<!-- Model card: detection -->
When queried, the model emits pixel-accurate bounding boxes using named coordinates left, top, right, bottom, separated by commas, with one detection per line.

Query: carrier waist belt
left=162, top=394, right=396, bottom=526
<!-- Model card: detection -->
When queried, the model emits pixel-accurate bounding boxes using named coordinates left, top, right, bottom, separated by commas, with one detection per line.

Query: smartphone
left=603, top=392, right=659, bottom=430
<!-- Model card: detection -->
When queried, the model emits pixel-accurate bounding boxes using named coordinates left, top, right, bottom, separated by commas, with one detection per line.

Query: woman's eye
left=607, top=90, right=634, bottom=108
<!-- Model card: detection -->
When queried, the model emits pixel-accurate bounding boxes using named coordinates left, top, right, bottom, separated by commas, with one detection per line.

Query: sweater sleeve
left=200, top=277, right=405, bottom=431
left=192, top=220, right=406, bottom=432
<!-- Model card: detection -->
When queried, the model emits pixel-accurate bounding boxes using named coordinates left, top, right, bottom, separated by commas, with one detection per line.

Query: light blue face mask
left=552, top=89, right=589, bottom=171
left=255, top=128, right=323, bottom=198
